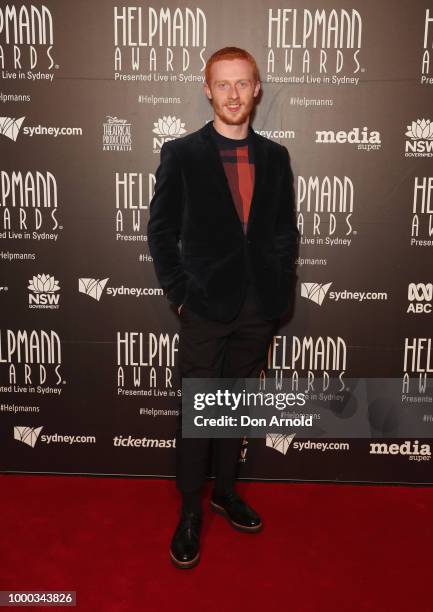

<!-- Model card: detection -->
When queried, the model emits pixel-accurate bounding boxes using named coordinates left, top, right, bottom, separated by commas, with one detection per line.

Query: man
left=147, top=47, right=299, bottom=568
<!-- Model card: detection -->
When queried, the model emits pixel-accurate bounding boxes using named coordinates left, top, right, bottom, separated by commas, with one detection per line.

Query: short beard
left=212, top=98, right=255, bottom=126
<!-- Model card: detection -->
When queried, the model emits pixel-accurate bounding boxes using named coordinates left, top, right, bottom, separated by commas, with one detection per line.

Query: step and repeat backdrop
left=1, top=1, right=432, bottom=483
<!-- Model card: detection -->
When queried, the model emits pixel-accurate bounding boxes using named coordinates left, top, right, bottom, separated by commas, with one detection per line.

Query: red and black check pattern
left=211, top=126, right=255, bottom=234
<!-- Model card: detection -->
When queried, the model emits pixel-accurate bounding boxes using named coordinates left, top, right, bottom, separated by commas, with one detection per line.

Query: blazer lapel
left=199, top=121, right=267, bottom=237
left=200, top=123, right=238, bottom=227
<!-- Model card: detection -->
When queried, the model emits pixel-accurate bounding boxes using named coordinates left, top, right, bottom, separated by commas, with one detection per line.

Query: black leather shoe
left=170, top=510, right=202, bottom=569
left=210, top=490, right=262, bottom=532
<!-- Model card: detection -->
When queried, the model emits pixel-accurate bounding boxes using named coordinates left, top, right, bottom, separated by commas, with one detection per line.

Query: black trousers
left=175, top=282, right=279, bottom=495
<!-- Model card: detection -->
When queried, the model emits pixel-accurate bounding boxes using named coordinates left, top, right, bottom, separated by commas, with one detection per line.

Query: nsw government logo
left=404, top=119, right=433, bottom=158
left=28, top=274, right=60, bottom=309
left=103, top=116, right=132, bottom=151
left=153, top=116, right=186, bottom=153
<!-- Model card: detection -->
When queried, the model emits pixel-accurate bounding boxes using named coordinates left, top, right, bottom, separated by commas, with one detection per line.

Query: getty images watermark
left=193, top=387, right=311, bottom=429
left=180, top=377, right=433, bottom=439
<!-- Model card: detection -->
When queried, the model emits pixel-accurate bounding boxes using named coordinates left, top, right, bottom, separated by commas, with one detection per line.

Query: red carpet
left=2, top=475, right=433, bottom=611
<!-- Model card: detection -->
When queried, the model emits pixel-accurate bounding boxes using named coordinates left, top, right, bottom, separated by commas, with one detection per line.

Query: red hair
left=205, top=47, right=260, bottom=84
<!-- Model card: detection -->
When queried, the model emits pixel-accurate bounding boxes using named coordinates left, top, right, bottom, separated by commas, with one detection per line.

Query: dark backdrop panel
left=1, top=0, right=432, bottom=483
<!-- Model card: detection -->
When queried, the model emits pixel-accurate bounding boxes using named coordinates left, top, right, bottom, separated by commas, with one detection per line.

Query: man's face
left=204, top=58, right=260, bottom=126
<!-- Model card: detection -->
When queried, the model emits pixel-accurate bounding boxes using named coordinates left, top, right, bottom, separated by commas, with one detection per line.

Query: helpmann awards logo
left=0, top=3, right=57, bottom=76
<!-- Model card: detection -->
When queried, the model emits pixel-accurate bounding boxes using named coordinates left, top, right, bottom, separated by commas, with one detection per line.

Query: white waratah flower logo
left=405, top=119, right=433, bottom=140
left=28, top=274, right=60, bottom=293
left=152, top=116, right=186, bottom=137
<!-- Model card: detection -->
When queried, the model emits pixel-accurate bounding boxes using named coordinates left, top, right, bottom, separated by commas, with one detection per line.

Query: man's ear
left=253, top=80, right=261, bottom=98
left=204, top=82, right=212, bottom=100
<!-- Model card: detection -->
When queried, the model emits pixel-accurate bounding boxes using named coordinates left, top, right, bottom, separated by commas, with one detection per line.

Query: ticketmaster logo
left=14, top=425, right=43, bottom=447
left=113, top=435, right=176, bottom=448
left=265, top=433, right=296, bottom=455
left=79, top=278, right=109, bottom=301
left=0, top=116, right=25, bottom=141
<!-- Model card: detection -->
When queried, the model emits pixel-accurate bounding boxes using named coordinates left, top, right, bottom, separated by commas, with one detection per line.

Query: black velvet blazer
left=147, top=120, right=299, bottom=322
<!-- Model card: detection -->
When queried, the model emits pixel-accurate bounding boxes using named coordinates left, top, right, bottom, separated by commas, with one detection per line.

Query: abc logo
left=407, top=283, right=432, bottom=314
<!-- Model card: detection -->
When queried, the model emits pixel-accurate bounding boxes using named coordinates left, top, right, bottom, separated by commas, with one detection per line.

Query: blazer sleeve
left=147, top=142, right=189, bottom=308
left=275, top=146, right=300, bottom=277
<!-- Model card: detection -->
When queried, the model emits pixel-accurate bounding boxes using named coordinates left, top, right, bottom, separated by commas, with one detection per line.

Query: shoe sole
left=210, top=501, right=263, bottom=533
left=169, top=549, right=200, bottom=569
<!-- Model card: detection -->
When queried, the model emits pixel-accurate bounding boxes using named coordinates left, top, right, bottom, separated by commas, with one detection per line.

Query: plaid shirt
left=211, top=125, right=255, bottom=234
